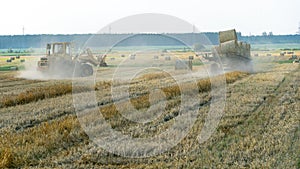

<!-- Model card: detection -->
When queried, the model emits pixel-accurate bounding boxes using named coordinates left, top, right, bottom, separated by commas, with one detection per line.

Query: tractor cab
left=38, top=42, right=74, bottom=72
left=46, top=42, right=73, bottom=57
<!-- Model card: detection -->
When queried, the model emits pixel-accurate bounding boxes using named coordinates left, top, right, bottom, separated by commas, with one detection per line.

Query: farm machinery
left=37, top=42, right=107, bottom=77
left=204, top=29, right=253, bottom=73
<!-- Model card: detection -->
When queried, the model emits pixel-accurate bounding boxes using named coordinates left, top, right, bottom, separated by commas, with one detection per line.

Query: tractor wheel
left=80, top=64, right=93, bottom=77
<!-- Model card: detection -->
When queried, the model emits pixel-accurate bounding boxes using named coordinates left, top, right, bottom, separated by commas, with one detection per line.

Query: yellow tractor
left=37, top=42, right=107, bottom=77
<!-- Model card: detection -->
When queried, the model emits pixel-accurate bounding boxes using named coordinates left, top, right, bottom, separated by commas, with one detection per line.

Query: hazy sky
left=1, top=0, right=299, bottom=35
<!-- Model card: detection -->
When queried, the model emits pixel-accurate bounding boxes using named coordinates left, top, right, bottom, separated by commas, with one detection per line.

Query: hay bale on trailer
left=240, top=43, right=251, bottom=58
left=217, top=30, right=250, bottom=58
left=219, top=29, right=238, bottom=44
left=220, top=40, right=238, bottom=54
left=205, top=29, right=253, bottom=73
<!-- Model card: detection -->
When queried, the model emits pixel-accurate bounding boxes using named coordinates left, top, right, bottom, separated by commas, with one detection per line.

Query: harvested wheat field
left=0, top=56, right=299, bottom=168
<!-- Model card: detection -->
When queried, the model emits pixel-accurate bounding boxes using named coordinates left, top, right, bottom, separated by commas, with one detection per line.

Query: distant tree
left=262, top=32, right=267, bottom=36
left=28, top=48, right=34, bottom=53
left=193, top=43, right=205, bottom=52
left=7, top=48, right=13, bottom=53
left=236, top=32, right=242, bottom=37
left=268, top=32, right=273, bottom=36
left=162, top=49, right=167, bottom=53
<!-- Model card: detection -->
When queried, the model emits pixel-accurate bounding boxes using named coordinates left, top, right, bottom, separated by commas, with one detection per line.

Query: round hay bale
left=6, top=59, right=12, bottom=63
left=121, top=54, right=125, bottom=57
left=20, top=59, right=25, bottom=63
left=219, top=29, right=237, bottom=43
left=189, top=56, right=194, bottom=60
left=16, top=55, right=20, bottom=59
left=10, top=56, right=15, bottom=60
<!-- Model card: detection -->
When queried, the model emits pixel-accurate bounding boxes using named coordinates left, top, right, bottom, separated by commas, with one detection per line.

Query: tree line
left=0, top=33, right=299, bottom=49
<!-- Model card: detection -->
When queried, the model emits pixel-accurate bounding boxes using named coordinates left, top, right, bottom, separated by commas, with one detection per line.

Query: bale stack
left=215, top=29, right=251, bottom=58
left=220, top=40, right=238, bottom=54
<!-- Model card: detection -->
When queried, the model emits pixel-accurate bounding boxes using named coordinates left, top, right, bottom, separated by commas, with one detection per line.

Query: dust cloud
left=17, top=58, right=74, bottom=80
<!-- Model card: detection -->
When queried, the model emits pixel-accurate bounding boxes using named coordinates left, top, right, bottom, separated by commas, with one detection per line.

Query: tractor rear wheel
left=80, top=64, right=93, bottom=77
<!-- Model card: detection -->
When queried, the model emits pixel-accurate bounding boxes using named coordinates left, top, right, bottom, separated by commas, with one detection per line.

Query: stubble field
left=0, top=53, right=299, bottom=168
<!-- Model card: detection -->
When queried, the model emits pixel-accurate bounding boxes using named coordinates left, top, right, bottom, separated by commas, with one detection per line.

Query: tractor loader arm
left=77, top=48, right=106, bottom=66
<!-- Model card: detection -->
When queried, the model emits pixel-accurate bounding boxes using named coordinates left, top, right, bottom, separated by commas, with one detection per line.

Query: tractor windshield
left=66, top=44, right=71, bottom=55
left=54, top=44, right=64, bottom=54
